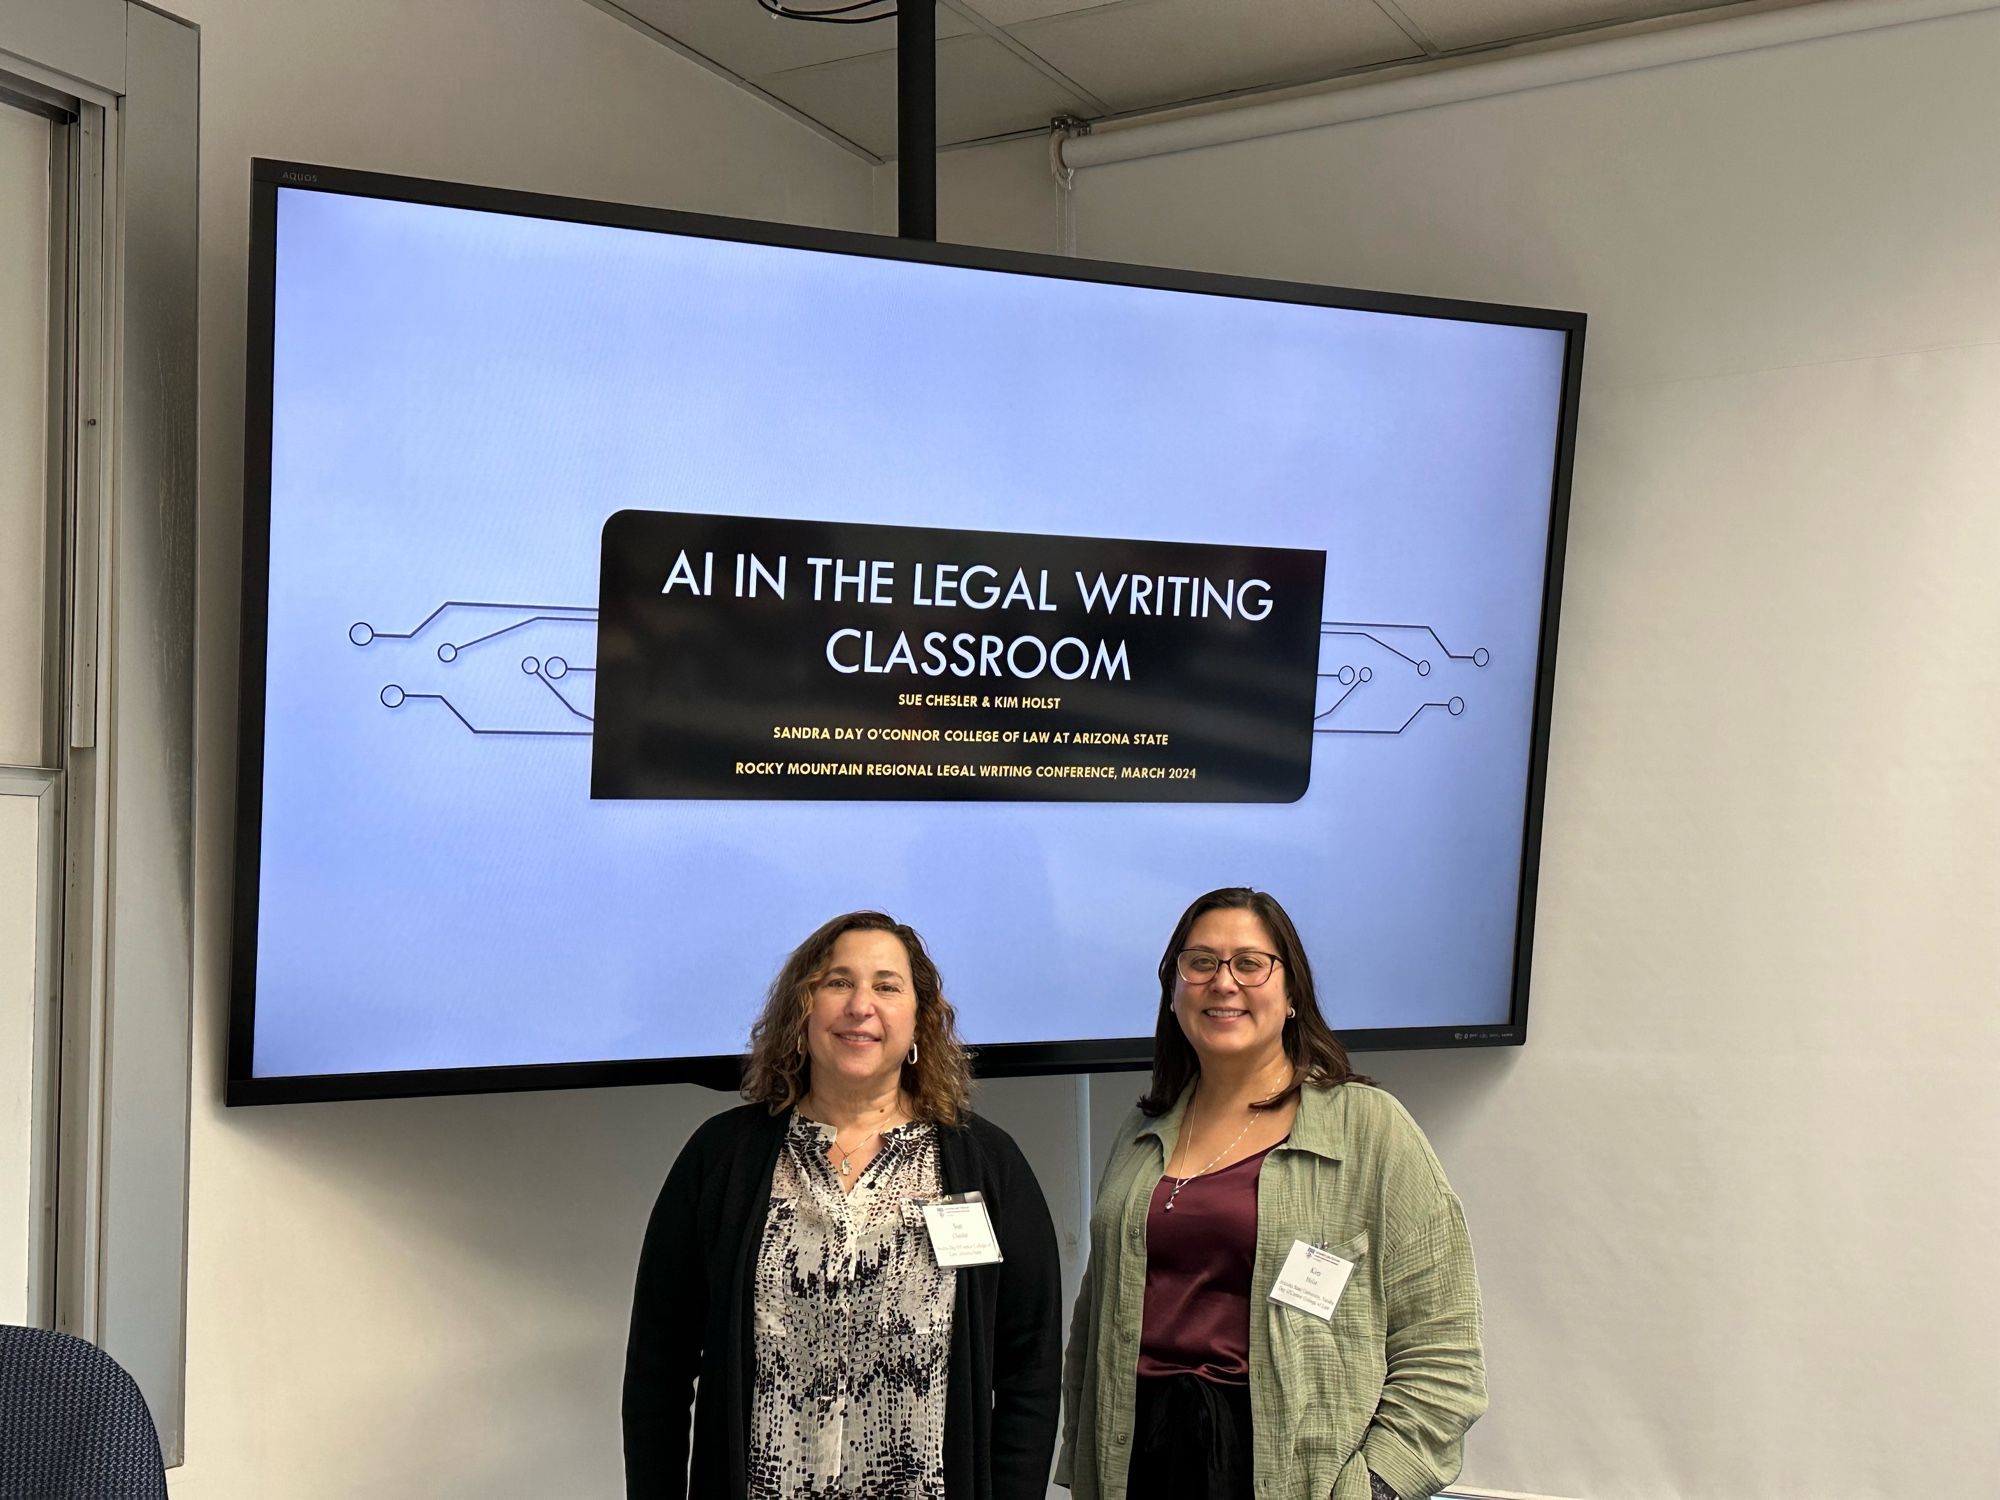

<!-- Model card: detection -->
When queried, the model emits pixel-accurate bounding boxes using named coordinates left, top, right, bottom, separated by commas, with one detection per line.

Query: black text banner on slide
left=593, top=511, right=1328, bottom=803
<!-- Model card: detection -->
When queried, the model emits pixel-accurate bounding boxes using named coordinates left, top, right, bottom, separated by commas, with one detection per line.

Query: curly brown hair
left=743, top=911, right=974, bottom=1127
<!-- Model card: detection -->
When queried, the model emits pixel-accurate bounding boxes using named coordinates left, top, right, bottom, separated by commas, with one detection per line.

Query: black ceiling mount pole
left=897, top=0, right=937, bottom=240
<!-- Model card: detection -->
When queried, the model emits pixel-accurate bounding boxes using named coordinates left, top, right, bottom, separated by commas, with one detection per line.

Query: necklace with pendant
left=832, top=1126, right=881, bottom=1176
left=1162, top=1108, right=1258, bottom=1213
left=804, top=1095, right=905, bottom=1178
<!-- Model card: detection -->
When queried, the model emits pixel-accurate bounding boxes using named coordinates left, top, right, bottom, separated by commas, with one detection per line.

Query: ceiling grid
left=591, top=0, right=1824, bottom=158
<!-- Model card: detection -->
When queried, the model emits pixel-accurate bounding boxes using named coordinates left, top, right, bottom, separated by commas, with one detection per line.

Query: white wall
left=936, top=137, right=1063, bottom=256
left=179, top=2, right=878, bottom=1495
left=165, top=1, right=2000, bottom=1494
left=941, top=7, right=2000, bottom=1498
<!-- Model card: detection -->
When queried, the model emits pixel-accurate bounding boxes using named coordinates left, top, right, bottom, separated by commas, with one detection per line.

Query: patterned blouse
left=748, top=1113, right=956, bottom=1500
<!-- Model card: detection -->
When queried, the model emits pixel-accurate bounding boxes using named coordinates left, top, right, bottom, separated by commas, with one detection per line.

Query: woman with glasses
left=623, top=911, right=1063, bottom=1500
left=1057, top=887, right=1485, bottom=1500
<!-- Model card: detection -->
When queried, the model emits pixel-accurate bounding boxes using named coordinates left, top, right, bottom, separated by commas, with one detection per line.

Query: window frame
left=0, top=1, right=198, bottom=1464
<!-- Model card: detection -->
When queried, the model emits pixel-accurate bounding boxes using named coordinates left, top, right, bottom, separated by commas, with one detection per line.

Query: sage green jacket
left=1056, top=1082, right=1485, bottom=1500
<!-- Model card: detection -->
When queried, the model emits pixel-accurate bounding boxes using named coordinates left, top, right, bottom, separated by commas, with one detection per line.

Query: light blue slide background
left=253, top=188, right=1568, bottom=1077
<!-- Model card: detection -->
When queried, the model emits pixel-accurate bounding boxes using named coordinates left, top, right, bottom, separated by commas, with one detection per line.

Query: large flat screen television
left=229, top=158, right=1584, bottom=1106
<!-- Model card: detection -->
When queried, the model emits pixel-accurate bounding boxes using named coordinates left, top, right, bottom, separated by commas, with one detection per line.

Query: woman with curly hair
left=623, top=911, right=1061, bottom=1500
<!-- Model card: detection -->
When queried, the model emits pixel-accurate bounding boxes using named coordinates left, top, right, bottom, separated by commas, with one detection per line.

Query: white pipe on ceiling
left=1063, top=0, right=2000, bottom=170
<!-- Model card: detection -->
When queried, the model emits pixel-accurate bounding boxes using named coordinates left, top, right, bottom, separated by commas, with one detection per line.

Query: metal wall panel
left=93, top=1, right=198, bottom=1464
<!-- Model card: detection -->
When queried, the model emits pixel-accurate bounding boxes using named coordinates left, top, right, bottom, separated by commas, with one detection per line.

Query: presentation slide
left=592, top=512, right=1326, bottom=803
left=248, top=184, right=1569, bottom=1081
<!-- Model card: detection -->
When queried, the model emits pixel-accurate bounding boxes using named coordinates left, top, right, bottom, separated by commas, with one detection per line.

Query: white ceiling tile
left=1011, top=0, right=1423, bottom=113
left=758, top=33, right=1096, bottom=155
left=1390, top=0, right=1730, bottom=51
left=955, top=0, right=1125, bottom=25
left=610, top=0, right=974, bottom=79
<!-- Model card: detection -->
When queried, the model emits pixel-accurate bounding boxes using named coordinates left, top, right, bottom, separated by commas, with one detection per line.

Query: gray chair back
left=0, top=1325, right=168, bottom=1500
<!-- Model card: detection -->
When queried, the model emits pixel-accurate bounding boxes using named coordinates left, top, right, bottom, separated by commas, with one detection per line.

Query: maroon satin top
left=1137, top=1141, right=1281, bottom=1386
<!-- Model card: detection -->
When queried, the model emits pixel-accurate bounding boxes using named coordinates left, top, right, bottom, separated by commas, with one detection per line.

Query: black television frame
left=229, top=157, right=1584, bottom=1107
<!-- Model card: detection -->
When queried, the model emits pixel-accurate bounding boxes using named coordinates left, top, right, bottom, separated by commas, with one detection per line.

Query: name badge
left=916, top=1192, right=1005, bottom=1267
left=1268, top=1238, right=1354, bottom=1321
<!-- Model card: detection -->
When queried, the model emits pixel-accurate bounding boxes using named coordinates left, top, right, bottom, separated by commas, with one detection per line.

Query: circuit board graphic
left=349, top=602, right=1491, bottom=740
left=1314, top=621, right=1492, bottom=736
left=351, top=601, right=598, bottom=736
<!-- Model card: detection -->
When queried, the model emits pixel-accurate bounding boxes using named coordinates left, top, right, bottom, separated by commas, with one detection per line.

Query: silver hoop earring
left=908, top=1043, right=919, bottom=1065
left=1286, top=1007, right=1297, bottom=1019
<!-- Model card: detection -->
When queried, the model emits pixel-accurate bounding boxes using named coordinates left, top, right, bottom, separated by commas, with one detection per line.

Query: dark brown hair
left=743, top=911, right=974, bottom=1127
left=1138, top=886, right=1371, bottom=1116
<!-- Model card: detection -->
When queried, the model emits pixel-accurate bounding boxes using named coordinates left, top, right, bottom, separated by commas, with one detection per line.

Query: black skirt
left=1126, top=1373, right=1254, bottom=1500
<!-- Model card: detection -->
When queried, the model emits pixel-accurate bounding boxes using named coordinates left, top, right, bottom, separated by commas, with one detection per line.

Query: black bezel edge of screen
left=227, top=157, right=1584, bottom=1108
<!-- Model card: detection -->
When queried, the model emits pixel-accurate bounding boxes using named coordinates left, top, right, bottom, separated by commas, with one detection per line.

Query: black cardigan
left=622, top=1104, right=1062, bottom=1500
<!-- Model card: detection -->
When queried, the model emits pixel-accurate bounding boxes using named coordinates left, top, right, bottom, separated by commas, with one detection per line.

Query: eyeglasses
left=1175, top=950, right=1283, bottom=987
